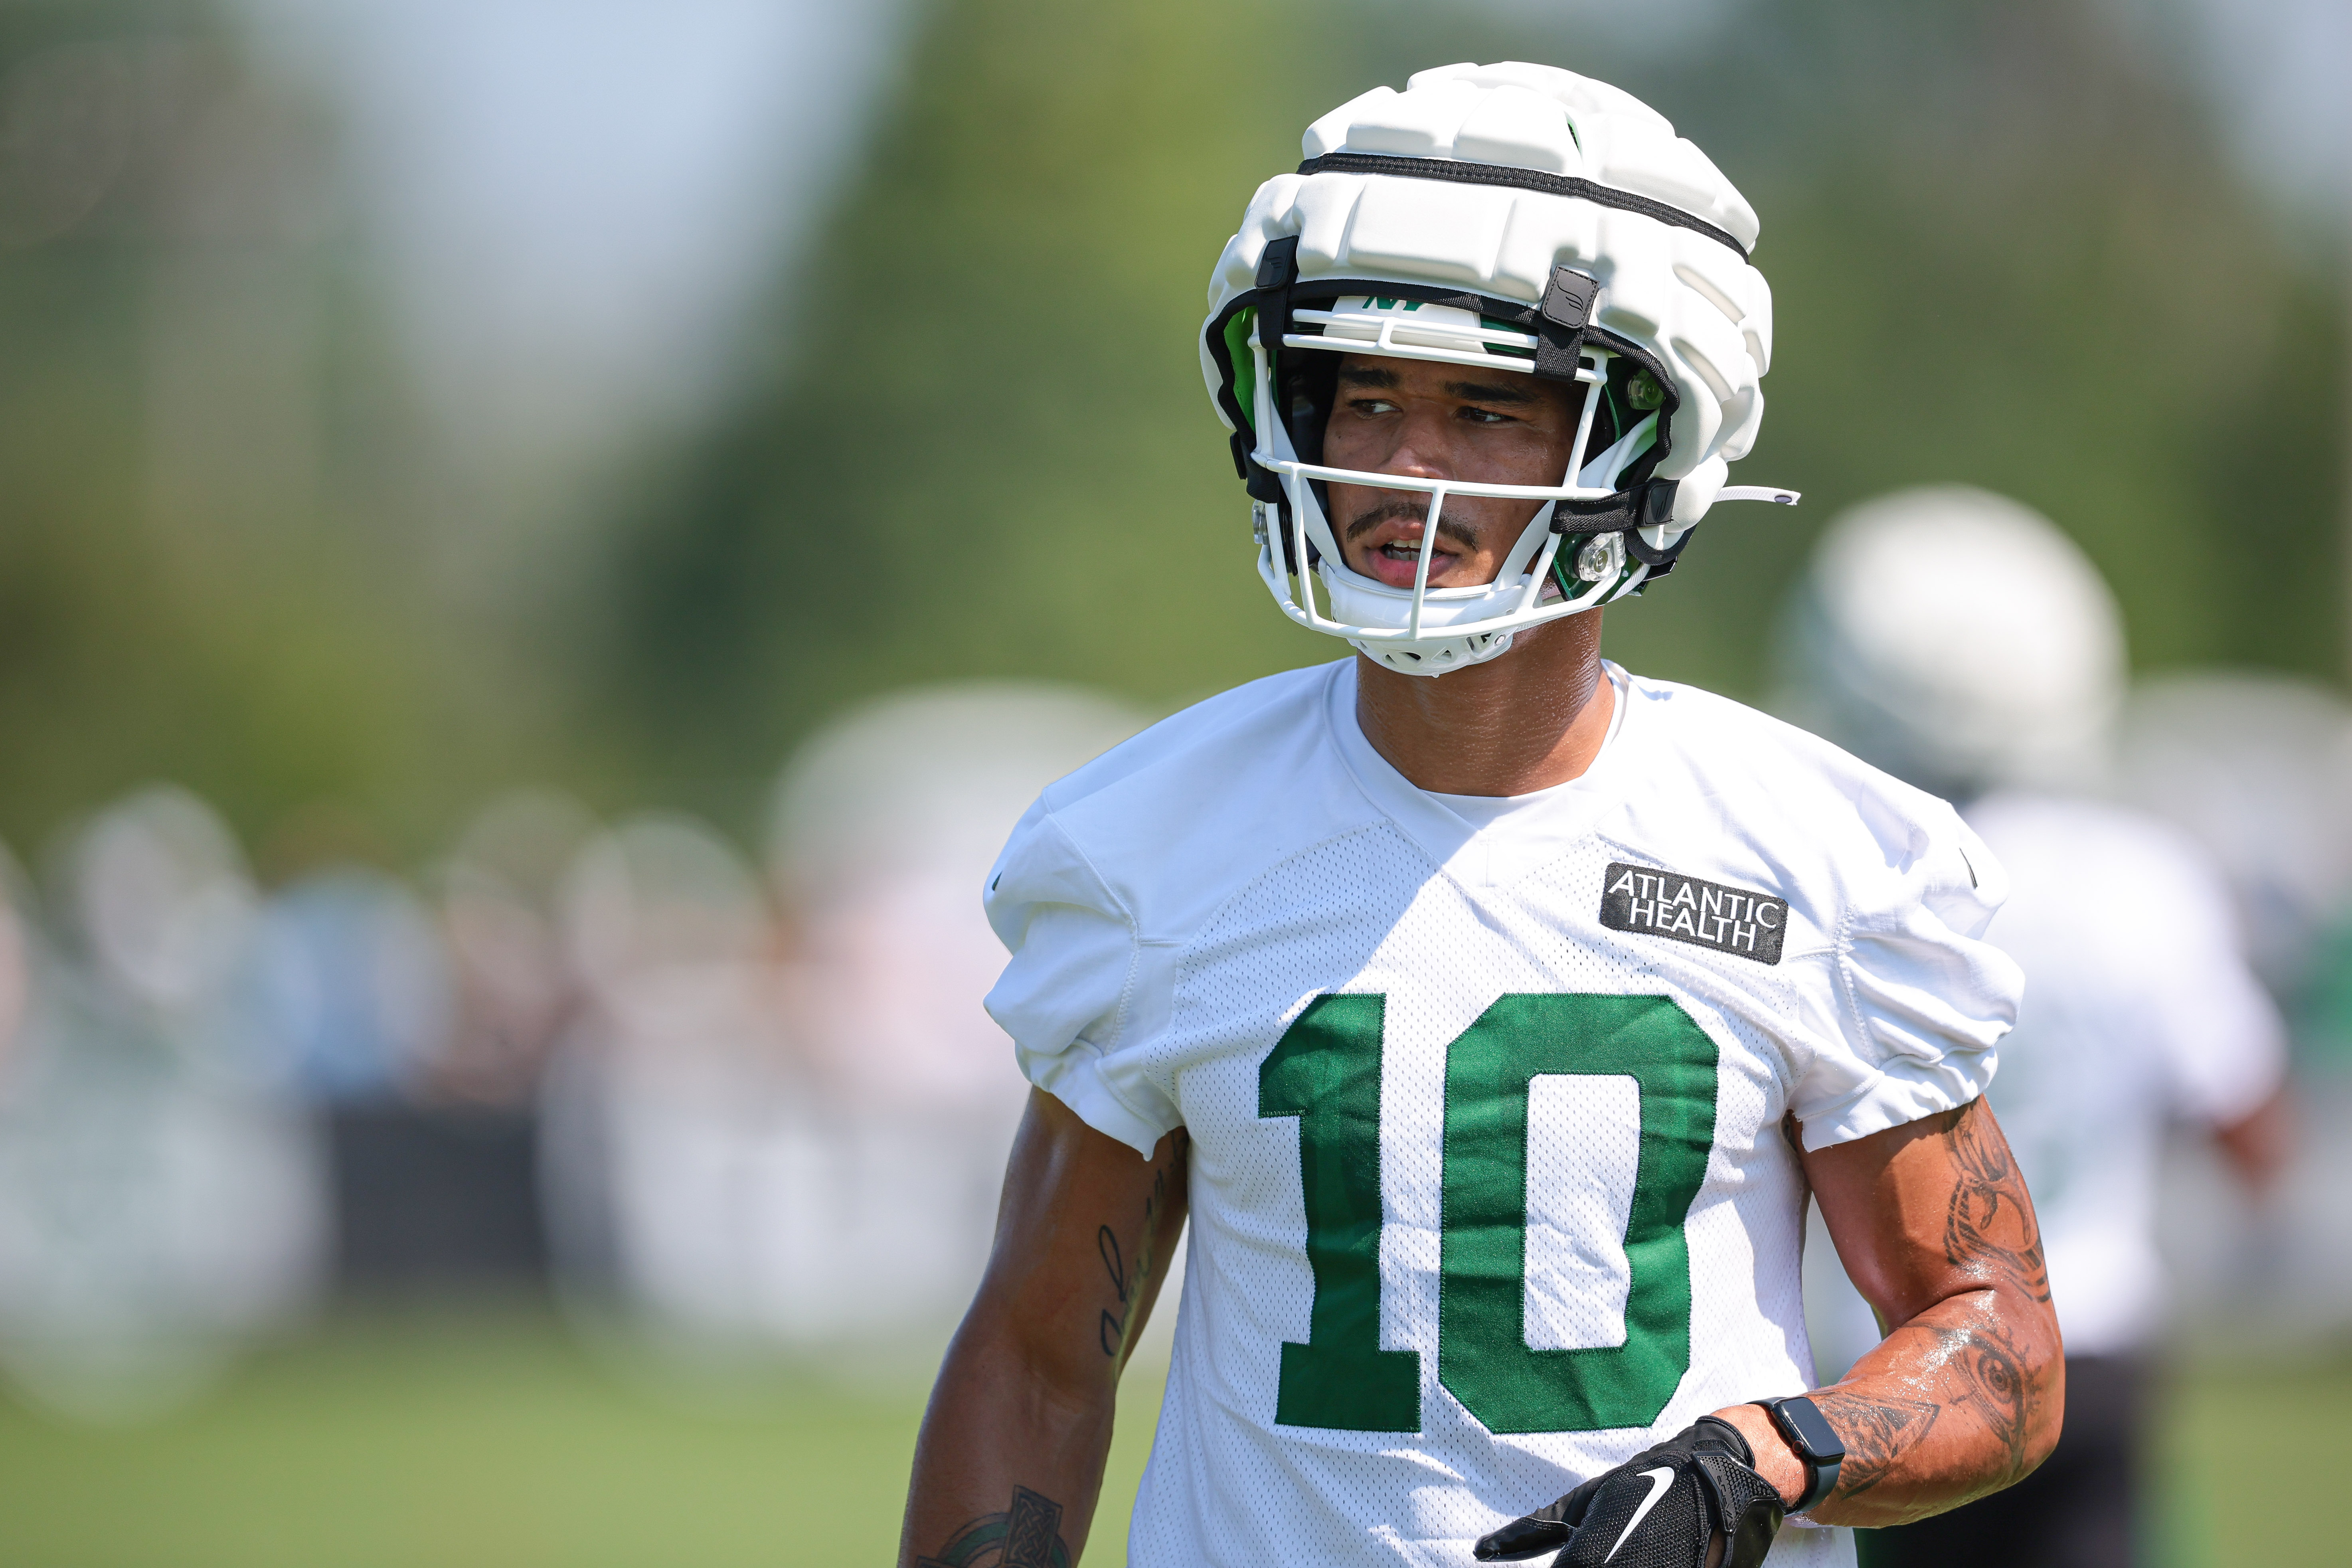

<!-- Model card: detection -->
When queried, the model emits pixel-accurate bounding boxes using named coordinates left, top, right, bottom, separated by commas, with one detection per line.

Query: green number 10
left=1257, top=992, right=1719, bottom=1436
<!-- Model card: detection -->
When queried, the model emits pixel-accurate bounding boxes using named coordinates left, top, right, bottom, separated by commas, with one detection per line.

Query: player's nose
left=1367, top=410, right=1461, bottom=483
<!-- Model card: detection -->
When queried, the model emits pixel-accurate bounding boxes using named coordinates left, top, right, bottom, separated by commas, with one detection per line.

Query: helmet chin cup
left=1354, top=630, right=1514, bottom=672
left=1354, top=629, right=1514, bottom=674
left=1318, top=556, right=1528, bottom=675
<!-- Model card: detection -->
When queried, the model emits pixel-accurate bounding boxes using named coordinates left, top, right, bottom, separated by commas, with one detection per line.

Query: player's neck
left=1352, top=611, right=1614, bottom=797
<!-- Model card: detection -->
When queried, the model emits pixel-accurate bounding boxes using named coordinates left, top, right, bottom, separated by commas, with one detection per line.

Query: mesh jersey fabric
left=982, top=659, right=2020, bottom=1568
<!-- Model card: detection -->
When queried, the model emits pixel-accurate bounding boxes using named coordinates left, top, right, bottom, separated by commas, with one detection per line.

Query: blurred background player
left=1778, top=486, right=2293, bottom=1568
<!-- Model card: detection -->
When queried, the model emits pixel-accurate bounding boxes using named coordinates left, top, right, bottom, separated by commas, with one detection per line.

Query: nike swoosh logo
left=1604, top=1468, right=1677, bottom=1564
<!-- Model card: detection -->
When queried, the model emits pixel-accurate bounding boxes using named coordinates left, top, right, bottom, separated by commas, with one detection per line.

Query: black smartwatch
left=1751, top=1396, right=1845, bottom=1515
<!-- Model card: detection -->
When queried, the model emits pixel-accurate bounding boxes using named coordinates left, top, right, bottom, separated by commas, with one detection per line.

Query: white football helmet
left=1200, top=61, right=1795, bottom=674
left=1776, top=485, right=2128, bottom=799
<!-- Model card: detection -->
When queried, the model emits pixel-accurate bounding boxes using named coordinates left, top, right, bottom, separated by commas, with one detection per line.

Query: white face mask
left=1250, top=296, right=1655, bottom=676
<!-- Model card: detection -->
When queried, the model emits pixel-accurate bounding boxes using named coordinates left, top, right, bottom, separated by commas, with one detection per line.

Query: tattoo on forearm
left=1811, top=1392, right=1938, bottom=1499
left=1095, top=1134, right=1186, bottom=1358
left=1939, top=1105, right=2051, bottom=1303
left=917, top=1486, right=1071, bottom=1568
left=1819, top=1316, right=2050, bottom=1512
left=1940, top=1318, right=2036, bottom=1486
left=1806, top=1106, right=2056, bottom=1516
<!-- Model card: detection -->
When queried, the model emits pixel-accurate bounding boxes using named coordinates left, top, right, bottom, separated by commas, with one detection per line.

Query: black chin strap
left=1553, top=478, right=1696, bottom=576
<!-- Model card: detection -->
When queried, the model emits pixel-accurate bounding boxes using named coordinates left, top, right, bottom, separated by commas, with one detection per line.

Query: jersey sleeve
left=981, top=801, right=1182, bottom=1157
left=1793, top=801, right=2024, bottom=1151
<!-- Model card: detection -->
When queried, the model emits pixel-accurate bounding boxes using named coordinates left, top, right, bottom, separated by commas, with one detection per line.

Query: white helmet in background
left=1777, top=485, right=2126, bottom=799
left=1200, top=61, right=1796, bottom=675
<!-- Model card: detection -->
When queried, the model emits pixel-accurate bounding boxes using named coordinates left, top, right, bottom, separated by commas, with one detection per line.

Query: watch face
left=1777, top=1397, right=1846, bottom=1462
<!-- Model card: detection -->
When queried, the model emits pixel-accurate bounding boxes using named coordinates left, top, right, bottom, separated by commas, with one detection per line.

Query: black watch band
left=1751, top=1396, right=1845, bottom=1515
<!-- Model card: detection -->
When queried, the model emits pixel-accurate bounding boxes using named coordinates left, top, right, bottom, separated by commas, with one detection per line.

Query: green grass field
left=0, top=1310, right=2336, bottom=1566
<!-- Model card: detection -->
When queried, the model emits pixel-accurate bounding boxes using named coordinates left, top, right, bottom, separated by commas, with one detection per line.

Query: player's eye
left=1349, top=397, right=1401, bottom=416
left=1458, top=405, right=1514, bottom=425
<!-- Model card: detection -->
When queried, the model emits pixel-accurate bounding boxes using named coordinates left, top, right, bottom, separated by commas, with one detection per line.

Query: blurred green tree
left=1589, top=0, right=2348, bottom=693
left=0, top=0, right=548, bottom=861
left=608, top=0, right=2342, bottom=803
left=603, top=0, right=1358, bottom=803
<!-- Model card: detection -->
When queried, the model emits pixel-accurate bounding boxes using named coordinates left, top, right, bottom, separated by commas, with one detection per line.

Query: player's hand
left=1472, top=1417, right=1785, bottom=1568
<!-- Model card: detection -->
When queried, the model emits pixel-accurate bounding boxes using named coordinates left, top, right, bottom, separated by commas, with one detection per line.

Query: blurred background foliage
left=605, top=0, right=2346, bottom=821
left=0, top=0, right=2338, bottom=854
left=0, top=0, right=571, bottom=864
left=0, top=2, right=2343, bottom=1564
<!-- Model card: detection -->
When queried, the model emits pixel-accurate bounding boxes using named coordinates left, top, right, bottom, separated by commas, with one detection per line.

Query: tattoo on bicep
left=1094, top=1134, right=1187, bottom=1358
left=917, top=1485, right=1071, bottom=1568
left=1097, top=1227, right=1127, bottom=1302
left=1097, top=1227, right=1127, bottom=1356
left=1811, top=1392, right=1939, bottom=1499
left=1940, top=1105, right=2051, bottom=1303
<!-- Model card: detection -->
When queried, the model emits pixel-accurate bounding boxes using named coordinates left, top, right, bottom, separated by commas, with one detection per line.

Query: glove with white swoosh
left=1473, top=1417, right=1785, bottom=1568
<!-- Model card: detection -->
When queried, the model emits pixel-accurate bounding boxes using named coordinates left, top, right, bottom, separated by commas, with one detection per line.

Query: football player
left=1779, top=487, right=2291, bottom=1568
left=900, top=63, right=2061, bottom=1568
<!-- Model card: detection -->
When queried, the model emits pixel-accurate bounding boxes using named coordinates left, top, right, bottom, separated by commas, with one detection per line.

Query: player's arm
left=1725, top=1095, right=2064, bottom=1527
left=2212, top=1084, right=2291, bottom=1194
left=899, top=1088, right=1188, bottom=1568
left=1477, top=1098, right=2060, bottom=1567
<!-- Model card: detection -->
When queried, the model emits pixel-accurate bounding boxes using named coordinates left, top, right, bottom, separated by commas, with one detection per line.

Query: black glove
left=1473, top=1417, right=1786, bottom=1568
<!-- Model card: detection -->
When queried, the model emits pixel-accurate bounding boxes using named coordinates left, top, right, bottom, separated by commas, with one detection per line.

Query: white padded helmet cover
left=1201, top=61, right=1774, bottom=524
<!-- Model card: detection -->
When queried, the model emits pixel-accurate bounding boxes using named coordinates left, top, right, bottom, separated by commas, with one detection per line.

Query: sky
left=230, top=0, right=912, bottom=467
left=2128, top=0, right=2350, bottom=226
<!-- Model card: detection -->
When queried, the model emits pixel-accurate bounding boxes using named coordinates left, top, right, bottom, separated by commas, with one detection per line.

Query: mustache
left=1342, top=498, right=1481, bottom=550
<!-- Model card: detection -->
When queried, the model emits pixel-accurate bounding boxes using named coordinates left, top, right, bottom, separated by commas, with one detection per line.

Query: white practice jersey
left=1953, top=794, right=2283, bottom=1354
left=984, top=660, right=2022, bottom=1568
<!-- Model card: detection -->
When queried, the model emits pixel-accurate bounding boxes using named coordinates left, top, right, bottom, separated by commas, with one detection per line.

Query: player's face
left=1321, top=353, right=1585, bottom=590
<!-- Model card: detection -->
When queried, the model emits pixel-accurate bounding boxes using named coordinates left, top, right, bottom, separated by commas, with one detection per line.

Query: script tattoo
left=1096, top=1132, right=1186, bottom=1358
left=1939, top=1103, right=2051, bottom=1303
left=1810, top=1393, right=1939, bottom=1500
left=1095, top=1225, right=1126, bottom=1357
left=917, top=1486, right=1071, bottom=1568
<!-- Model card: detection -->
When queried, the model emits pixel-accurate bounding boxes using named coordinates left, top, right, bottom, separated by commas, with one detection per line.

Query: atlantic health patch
left=1599, top=862, right=1787, bottom=965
